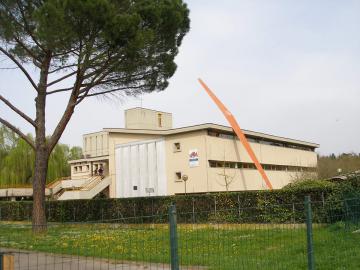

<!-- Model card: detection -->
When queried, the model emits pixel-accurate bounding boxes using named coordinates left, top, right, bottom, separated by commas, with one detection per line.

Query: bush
left=0, top=176, right=359, bottom=224
left=283, top=179, right=335, bottom=190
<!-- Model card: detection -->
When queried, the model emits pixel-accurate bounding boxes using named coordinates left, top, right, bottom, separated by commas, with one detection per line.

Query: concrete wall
left=83, top=131, right=109, bottom=158
left=205, top=135, right=317, bottom=192
left=125, top=108, right=172, bottom=130
left=108, top=130, right=317, bottom=197
left=162, top=133, right=317, bottom=194
left=164, top=130, right=208, bottom=195
left=70, top=161, right=108, bottom=179
left=71, top=162, right=91, bottom=179
left=206, top=136, right=317, bottom=167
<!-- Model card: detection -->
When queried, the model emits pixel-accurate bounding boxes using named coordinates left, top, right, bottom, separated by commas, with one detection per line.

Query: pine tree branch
left=0, top=117, right=35, bottom=150
left=13, top=36, right=40, bottom=61
left=0, top=94, right=36, bottom=127
left=15, top=0, right=45, bottom=52
left=0, top=47, right=39, bottom=91
left=80, top=85, right=143, bottom=99
left=46, top=86, right=74, bottom=95
left=46, top=70, right=78, bottom=87
left=48, top=64, right=77, bottom=74
left=47, top=42, right=90, bottom=153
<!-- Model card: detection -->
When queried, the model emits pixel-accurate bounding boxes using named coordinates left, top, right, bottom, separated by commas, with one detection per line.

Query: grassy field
left=0, top=222, right=359, bottom=269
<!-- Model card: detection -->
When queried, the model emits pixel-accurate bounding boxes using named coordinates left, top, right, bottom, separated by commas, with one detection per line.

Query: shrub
left=0, top=176, right=359, bottom=224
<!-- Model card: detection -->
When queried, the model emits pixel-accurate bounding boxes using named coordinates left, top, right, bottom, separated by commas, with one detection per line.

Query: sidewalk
left=1, top=248, right=171, bottom=270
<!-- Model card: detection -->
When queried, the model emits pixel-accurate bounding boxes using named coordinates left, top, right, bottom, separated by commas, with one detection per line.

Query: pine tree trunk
left=32, top=54, right=51, bottom=233
left=32, top=145, right=49, bottom=233
left=32, top=90, right=49, bottom=233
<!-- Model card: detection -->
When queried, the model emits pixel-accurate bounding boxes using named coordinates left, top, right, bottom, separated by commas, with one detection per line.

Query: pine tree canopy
left=0, top=0, right=190, bottom=103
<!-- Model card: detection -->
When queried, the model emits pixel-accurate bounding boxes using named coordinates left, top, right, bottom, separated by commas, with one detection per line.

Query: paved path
left=1, top=249, right=169, bottom=270
left=0, top=249, right=205, bottom=270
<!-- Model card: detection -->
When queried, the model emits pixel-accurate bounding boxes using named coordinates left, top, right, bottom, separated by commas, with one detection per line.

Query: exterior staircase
left=56, top=176, right=111, bottom=200
left=0, top=176, right=110, bottom=201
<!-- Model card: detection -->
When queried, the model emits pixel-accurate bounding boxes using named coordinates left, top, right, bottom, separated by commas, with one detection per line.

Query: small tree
left=0, top=0, right=190, bottom=232
left=216, top=150, right=236, bottom=191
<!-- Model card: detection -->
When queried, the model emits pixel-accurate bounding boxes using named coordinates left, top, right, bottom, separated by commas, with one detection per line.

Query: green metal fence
left=0, top=196, right=359, bottom=269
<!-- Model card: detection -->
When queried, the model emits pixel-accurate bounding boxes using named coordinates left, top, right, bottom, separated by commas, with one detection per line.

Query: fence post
left=237, top=195, right=241, bottom=218
left=169, top=204, right=179, bottom=270
left=344, top=200, right=350, bottom=230
left=305, top=195, right=315, bottom=270
left=192, top=198, right=195, bottom=224
left=214, top=196, right=217, bottom=216
left=292, top=203, right=296, bottom=224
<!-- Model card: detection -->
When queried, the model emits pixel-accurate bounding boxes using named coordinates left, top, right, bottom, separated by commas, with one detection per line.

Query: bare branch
left=46, top=70, right=78, bottom=87
left=0, top=47, right=39, bottom=91
left=0, top=117, right=35, bottom=149
left=48, top=63, right=77, bottom=74
left=46, top=86, right=74, bottom=95
left=0, top=94, right=36, bottom=127
left=0, top=67, right=19, bottom=70
left=78, top=85, right=143, bottom=101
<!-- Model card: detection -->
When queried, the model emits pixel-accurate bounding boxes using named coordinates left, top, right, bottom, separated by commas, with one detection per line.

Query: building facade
left=69, top=107, right=319, bottom=198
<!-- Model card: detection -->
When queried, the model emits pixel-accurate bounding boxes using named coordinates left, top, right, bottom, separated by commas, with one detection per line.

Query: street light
left=182, top=174, right=189, bottom=195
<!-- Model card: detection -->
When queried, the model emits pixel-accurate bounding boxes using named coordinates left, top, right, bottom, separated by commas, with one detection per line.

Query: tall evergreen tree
left=0, top=0, right=190, bottom=231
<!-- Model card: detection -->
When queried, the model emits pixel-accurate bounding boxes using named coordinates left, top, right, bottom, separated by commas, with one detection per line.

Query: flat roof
left=68, top=155, right=109, bottom=164
left=125, top=107, right=172, bottom=114
left=101, top=123, right=319, bottom=148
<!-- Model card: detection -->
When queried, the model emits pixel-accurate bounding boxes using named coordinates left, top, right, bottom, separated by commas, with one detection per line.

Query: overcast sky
left=1, top=0, right=360, bottom=155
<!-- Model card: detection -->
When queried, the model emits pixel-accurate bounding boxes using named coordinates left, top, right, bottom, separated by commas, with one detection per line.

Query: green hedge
left=0, top=177, right=359, bottom=224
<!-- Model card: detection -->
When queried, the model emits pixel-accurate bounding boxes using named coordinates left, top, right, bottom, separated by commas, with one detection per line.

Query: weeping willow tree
left=1, top=140, right=34, bottom=187
left=0, top=125, right=82, bottom=187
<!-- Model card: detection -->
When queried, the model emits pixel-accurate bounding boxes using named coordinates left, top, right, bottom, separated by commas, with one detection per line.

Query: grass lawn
left=0, top=222, right=359, bottom=269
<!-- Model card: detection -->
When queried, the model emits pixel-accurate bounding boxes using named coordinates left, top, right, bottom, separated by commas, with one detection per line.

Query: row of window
left=207, top=130, right=315, bottom=152
left=73, top=163, right=105, bottom=174
left=208, top=160, right=316, bottom=172
left=73, top=165, right=90, bottom=173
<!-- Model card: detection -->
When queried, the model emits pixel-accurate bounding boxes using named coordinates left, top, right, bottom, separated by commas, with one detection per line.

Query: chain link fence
left=0, top=196, right=359, bottom=269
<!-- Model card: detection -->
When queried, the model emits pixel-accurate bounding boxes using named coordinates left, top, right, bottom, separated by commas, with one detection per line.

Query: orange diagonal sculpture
left=198, top=78, right=273, bottom=190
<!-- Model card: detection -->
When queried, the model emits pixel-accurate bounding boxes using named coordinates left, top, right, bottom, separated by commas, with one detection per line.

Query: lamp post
left=182, top=174, right=189, bottom=195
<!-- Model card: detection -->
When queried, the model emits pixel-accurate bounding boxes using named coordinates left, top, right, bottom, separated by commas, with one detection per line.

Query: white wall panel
left=123, top=146, right=131, bottom=197
left=139, top=144, right=148, bottom=197
left=115, top=139, right=166, bottom=198
left=147, top=142, right=156, bottom=196
left=156, top=141, right=166, bottom=195
left=130, top=145, right=139, bottom=197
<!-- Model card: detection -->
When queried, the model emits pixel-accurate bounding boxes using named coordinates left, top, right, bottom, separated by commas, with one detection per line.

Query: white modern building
left=64, top=107, right=319, bottom=199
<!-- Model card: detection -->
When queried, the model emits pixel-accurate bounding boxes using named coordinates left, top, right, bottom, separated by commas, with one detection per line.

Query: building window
left=175, top=172, right=182, bottom=182
left=207, top=129, right=315, bottom=152
left=133, top=186, right=138, bottom=191
left=208, top=160, right=316, bottom=172
left=74, top=166, right=78, bottom=173
left=158, top=113, right=162, bottom=127
left=173, top=142, right=181, bottom=152
left=86, top=165, right=90, bottom=171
